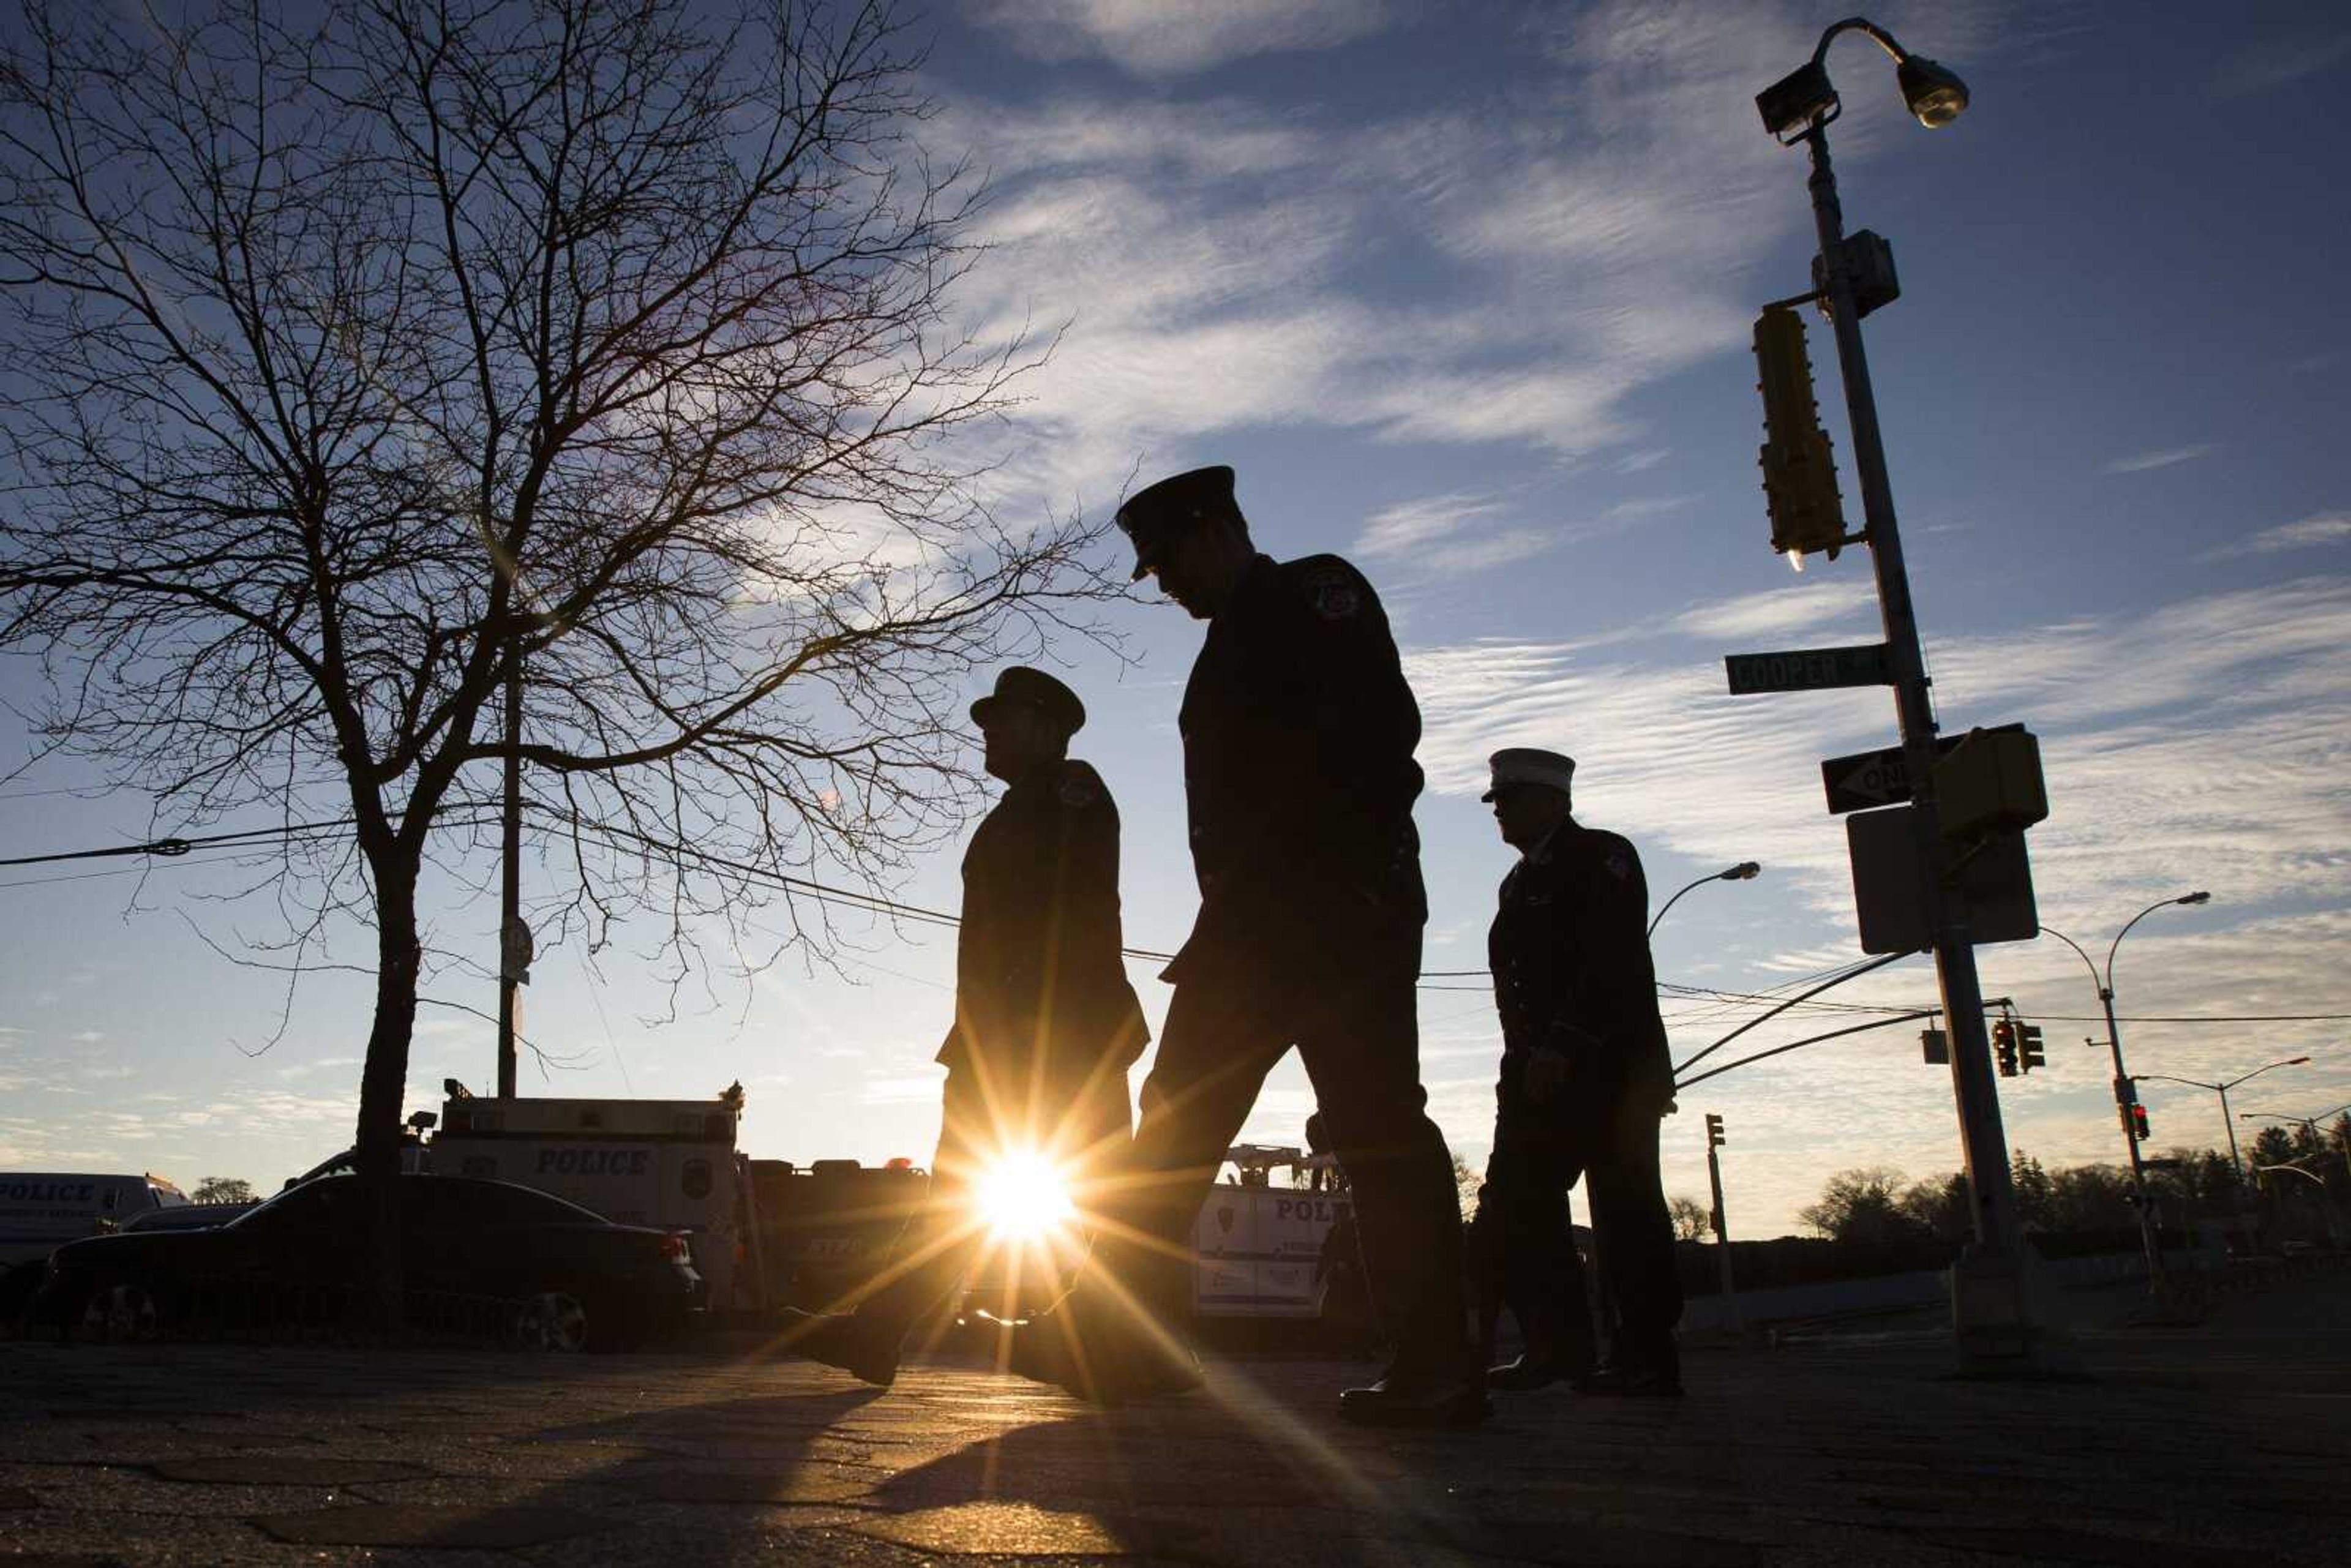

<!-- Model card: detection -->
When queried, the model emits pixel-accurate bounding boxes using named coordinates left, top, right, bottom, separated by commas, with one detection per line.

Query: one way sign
left=1820, top=724, right=2022, bottom=815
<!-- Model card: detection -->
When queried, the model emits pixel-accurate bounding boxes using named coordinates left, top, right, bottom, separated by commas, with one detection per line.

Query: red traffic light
left=2129, top=1105, right=2151, bottom=1141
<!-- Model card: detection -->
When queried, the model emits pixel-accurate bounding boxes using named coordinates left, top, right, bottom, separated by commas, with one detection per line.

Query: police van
left=0, top=1172, right=190, bottom=1268
left=427, top=1093, right=761, bottom=1313
left=1192, top=1145, right=1352, bottom=1320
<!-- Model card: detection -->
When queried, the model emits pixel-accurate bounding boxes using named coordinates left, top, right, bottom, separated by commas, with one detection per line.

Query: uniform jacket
left=1488, top=820, right=1673, bottom=1122
left=1163, top=553, right=1427, bottom=988
left=938, top=758, right=1149, bottom=1087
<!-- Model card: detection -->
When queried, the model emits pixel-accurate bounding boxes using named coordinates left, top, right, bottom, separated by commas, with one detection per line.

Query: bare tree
left=1665, top=1194, right=1710, bottom=1244
left=0, top=0, right=1114, bottom=1226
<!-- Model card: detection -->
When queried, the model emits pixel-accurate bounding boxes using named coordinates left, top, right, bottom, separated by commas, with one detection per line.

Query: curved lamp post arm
left=2037, top=925, right=2105, bottom=1000
left=1814, top=17, right=1908, bottom=67
left=2105, top=891, right=2210, bottom=991
left=2131, top=1072, right=2221, bottom=1093
left=1648, top=861, right=1762, bottom=938
left=2223, top=1057, right=2313, bottom=1093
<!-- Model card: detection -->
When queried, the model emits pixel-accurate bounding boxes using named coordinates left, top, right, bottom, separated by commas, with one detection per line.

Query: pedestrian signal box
left=1753, top=307, right=1850, bottom=566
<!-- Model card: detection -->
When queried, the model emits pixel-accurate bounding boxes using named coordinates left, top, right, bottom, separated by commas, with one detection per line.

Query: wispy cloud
left=2211, top=31, right=2351, bottom=99
left=2243, top=511, right=2351, bottom=555
left=1668, top=580, right=1880, bottom=642
left=1353, top=493, right=1552, bottom=576
left=969, top=0, right=1403, bottom=75
left=2103, top=444, right=2214, bottom=475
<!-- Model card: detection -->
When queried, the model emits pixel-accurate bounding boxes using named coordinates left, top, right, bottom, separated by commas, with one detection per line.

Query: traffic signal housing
left=2017, top=1023, right=2045, bottom=1073
left=1752, top=307, right=1849, bottom=568
left=1705, top=1113, right=1726, bottom=1149
left=2129, top=1103, right=2151, bottom=1142
left=1992, top=1019, right=2017, bottom=1078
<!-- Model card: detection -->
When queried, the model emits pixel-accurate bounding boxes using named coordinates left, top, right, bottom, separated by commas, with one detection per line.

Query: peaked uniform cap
left=1116, top=464, right=1237, bottom=581
left=1482, top=747, right=1575, bottom=801
left=971, top=666, right=1086, bottom=736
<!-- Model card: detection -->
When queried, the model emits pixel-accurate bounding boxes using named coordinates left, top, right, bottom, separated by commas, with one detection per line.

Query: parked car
left=119, top=1201, right=260, bottom=1233
left=30, top=1172, right=701, bottom=1351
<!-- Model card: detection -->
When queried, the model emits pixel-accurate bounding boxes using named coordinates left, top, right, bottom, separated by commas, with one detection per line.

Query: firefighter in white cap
left=1479, top=746, right=1684, bottom=1396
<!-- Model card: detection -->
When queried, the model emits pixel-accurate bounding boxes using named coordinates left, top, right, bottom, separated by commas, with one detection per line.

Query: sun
left=976, top=1150, right=1077, bottom=1240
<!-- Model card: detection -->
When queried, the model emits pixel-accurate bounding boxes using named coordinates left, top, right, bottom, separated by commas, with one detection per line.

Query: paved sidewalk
left=2, top=1277, right=2344, bottom=1566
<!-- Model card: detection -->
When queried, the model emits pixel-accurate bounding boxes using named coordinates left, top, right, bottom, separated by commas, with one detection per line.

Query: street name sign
left=1723, top=643, right=1889, bottom=696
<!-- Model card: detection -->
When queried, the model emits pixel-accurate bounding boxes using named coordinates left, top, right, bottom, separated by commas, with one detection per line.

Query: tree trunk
left=353, top=857, right=424, bottom=1334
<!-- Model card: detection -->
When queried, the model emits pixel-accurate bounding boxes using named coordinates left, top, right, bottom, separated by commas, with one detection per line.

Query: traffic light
left=2129, top=1104, right=2151, bottom=1142
left=1752, top=307, right=1848, bottom=568
left=2017, top=1023, right=2045, bottom=1073
left=1705, top=1113, right=1726, bottom=1149
left=1992, top=1019, right=2017, bottom=1078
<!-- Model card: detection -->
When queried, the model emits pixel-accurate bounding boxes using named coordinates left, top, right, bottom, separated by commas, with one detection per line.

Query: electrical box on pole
left=1752, top=307, right=1850, bottom=566
left=1920, top=1027, right=1949, bottom=1065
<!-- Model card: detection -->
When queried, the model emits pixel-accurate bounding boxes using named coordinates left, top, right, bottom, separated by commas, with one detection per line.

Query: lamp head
left=1896, top=53, right=1970, bottom=127
left=1724, top=861, right=1762, bottom=880
left=1757, top=60, right=1839, bottom=141
left=2177, top=890, right=2212, bottom=906
left=2287, top=1056, right=2312, bottom=1065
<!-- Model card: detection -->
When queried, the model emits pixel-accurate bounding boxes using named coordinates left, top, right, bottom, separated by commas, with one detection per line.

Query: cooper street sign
left=1723, top=643, right=1889, bottom=696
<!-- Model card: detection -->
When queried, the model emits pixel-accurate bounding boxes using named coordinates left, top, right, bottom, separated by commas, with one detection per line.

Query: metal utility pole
left=1802, top=119, right=2028, bottom=1357
left=1703, top=1114, right=1739, bottom=1330
left=2042, top=895, right=2212, bottom=1280
left=2134, top=1058, right=2310, bottom=1185
left=497, top=637, right=523, bottom=1098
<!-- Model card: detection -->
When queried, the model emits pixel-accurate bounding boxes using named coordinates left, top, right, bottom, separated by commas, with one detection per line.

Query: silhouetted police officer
left=790, top=666, right=1146, bottom=1385
left=1017, top=464, right=1482, bottom=1426
left=1480, top=748, right=1684, bottom=1396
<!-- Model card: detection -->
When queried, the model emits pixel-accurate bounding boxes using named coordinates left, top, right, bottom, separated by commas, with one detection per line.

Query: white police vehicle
left=1, top=1172, right=189, bottom=1268
left=427, top=1092, right=761, bottom=1313
left=1193, top=1145, right=1352, bottom=1319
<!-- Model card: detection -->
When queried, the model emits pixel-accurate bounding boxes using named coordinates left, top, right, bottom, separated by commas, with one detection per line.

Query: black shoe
left=1487, top=1352, right=1585, bottom=1392
left=779, top=1307, right=901, bottom=1388
left=1338, top=1368, right=1492, bottom=1427
left=1575, top=1359, right=1683, bottom=1397
left=1007, top=1297, right=1202, bottom=1407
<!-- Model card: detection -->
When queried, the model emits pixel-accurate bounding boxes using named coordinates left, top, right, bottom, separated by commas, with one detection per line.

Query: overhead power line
left=10, top=816, right=2351, bottom=1024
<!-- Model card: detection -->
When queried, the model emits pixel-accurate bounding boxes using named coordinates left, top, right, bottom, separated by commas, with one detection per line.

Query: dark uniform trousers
left=861, top=757, right=1147, bottom=1328
left=1482, top=822, right=1682, bottom=1369
left=1102, top=552, right=1469, bottom=1375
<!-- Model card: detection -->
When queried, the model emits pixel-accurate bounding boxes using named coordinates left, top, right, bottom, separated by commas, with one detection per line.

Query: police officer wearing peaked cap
left=789, top=664, right=1147, bottom=1386
left=1011, top=463, right=1484, bottom=1427
left=1480, top=746, right=1684, bottom=1396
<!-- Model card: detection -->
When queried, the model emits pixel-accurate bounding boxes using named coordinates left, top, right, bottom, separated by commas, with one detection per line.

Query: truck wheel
left=515, top=1288, right=593, bottom=1352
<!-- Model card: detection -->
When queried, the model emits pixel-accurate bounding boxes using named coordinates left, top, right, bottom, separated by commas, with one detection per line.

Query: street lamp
left=1756, top=18, right=2033, bottom=1368
left=2040, top=891, right=2214, bottom=1276
left=2131, top=1057, right=2310, bottom=1183
left=2239, top=1102, right=2351, bottom=1184
left=1649, top=861, right=1762, bottom=937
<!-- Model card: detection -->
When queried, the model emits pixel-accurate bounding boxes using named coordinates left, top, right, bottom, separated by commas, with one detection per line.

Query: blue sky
left=4, top=0, right=2349, bottom=1236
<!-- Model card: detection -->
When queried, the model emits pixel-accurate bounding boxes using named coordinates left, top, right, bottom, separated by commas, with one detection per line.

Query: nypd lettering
left=533, top=1147, right=653, bottom=1177
left=0, top=1180, right=98, bottom=1203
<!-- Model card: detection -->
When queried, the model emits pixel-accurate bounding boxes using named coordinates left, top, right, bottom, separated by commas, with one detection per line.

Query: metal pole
left=497, top=641, right=522, bottom=1099
left=1801, top=127, right=2031, bottom=1351
left=2218, top=1084, right=2243, bottom=1185
left=2099, top=985, right=2159, bottom=1276
left=1704, top=1135, right=1739, bottom=1330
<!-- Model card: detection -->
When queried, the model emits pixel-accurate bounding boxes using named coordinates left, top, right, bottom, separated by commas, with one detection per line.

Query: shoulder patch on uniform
left=1303, top=563, right=1361, bottom=621
left=1057, top=772, right=1100, bottom=808
left=1603, top=847, right=1632, bottom=881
